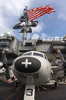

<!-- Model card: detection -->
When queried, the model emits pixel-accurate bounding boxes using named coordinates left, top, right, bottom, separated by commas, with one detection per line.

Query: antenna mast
left=13, top=6, right=38, bottom=46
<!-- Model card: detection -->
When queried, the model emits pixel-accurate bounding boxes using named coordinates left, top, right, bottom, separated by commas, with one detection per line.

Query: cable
left=42, top=86, right=66, bottom=98
left=6, top=84, right=22, bottom=100
left=6, top=91, right=17, bottom=100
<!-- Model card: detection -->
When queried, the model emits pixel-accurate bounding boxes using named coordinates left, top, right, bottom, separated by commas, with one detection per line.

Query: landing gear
left=54, top=82, right=58, bottom=89
left=14, top=81, right=20, bottom=87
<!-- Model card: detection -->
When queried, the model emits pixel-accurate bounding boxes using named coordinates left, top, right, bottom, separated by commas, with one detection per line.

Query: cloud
left=32, top=34, right=39, bottom=39
left=58, top=13, right=66, bottom=20
left=57, top=1, right=66, bottom=20
left=31, top=33, right=47, bottom=40
left=54, top=36, right=63, bottom=41
left=32, top=22, right=45, bottom=33
left=0, top=0, right=33, bottom=36
left=0, top=25, right=13, bottom=36
left=54, top=36, right=60, bottom=40
left=0, top=0, right=33, bottom=17
left=41, top=33, right=48, bottom=38
left=26, top=33, right=31, bottom=39
left=31, top=33, right=63, bottom=41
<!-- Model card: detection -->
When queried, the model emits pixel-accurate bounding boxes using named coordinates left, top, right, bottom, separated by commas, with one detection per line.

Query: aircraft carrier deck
left=0, top=80, right=66, bottom=100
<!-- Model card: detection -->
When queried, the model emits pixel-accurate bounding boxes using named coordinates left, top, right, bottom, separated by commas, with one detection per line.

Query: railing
left=29, top=37, right=64, bottom=42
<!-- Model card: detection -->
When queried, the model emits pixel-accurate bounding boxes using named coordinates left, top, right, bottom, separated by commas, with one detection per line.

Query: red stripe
left=2, top=50, right=5, bottom=53
left=8, top=79, right=11, bottom=83
left=27, top=5, right=55, bottom=21
left=55, top=63, right=58, bottom=66
left=57, top=49, right=60, bottom=52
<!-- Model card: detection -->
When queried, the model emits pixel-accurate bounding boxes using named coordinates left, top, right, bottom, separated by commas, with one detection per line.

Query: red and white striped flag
left=27, top=5, right=55, bottom=21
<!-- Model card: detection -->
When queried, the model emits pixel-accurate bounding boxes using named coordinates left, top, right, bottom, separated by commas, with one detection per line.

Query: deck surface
left=0, top=81, right=66, bottom=100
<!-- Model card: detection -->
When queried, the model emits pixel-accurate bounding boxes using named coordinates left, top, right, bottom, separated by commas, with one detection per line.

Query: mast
left=22, top=7, right=28, bottom=46
left=13, top=6, right=38, bottom=46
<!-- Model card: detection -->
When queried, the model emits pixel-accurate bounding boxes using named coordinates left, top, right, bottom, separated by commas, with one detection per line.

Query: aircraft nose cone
left=15, top=57, right=41, bottom=73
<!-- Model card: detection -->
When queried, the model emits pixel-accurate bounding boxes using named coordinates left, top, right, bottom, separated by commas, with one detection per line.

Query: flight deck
left=0, top=81, right=66, bottom=100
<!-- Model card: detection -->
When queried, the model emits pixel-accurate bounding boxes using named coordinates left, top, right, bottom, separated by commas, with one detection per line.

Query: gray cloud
left=0, top=0, right=33, bottom=35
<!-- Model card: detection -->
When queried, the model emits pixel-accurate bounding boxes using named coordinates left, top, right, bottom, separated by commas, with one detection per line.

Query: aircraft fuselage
left=12, top=51, right=51, bottom=85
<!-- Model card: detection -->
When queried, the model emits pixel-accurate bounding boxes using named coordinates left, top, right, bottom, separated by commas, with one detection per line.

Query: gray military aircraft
left=0, top=49, right=66, bottom=100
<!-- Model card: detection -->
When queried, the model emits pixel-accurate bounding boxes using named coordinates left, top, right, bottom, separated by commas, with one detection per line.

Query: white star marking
left=21, top=59, right=32, bottom=68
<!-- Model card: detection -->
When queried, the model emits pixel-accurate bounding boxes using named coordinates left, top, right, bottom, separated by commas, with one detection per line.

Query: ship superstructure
left=0, top=33, right=18, bottom=54
left=0, top=33, right=66, bottom=59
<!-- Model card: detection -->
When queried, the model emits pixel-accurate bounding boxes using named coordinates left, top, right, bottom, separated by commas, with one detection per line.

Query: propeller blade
left=2, top=50, right=12, bottom=82
left=0, top=62, right=3, bottom=69
left=2, top=50, right=7, bottom=65
left=57, top=49, right=65, bottom=62
left=6, top=67, right=10, bottom=79
left=63, top=62, right=66, bottom=69
left=57, top=49, right=66, bottom=70
left=52, top=65, right=64, bottom=73
left=6, top=67, right=12, bottom=83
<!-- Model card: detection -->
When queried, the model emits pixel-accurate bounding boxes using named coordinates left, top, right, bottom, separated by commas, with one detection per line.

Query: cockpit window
left=33, top=52, right=43, bottom=57
left=23, top=52, right=31, bottom=56
left=44, top=55, right=48, bottom=59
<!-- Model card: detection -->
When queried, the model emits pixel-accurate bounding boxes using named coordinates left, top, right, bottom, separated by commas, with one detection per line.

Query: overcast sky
left=0, top=0, right=66, bottom=40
